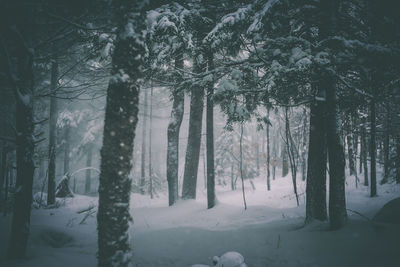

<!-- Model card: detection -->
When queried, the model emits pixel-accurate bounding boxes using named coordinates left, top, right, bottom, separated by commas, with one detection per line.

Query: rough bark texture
left=7, top=18, right=35, bottom=258
left=305, top=86, right=327, bottom=222
left=97, top=1, right=146, bottom=266
left=182, top=48, right=205, bottom=200
left=47, top=59, right=58, bottom=206
left=206, top=51, right=216, bottom=209
left=326, top=79, right=347, bottom=230
left=166, top=55, right=184, bottom=206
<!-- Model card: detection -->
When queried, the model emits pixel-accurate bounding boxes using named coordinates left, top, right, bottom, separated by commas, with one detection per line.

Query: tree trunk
left=281, top=141, right=289, bottom=177
left=240, top=123, right=247, bottom=210
left=4, top=164, right=10, bottom=216
left=85, top=144, right=93, bottom=194
left=305, top=86, right=327, bottom=223
left=206, top=51, right=216, bottom=209
left=0, top=147, right=8, bottom=210
left=266, top=109, right=271, bottom=191
left=166, top=55, right=184, bottom=206
left=361, top=115, right=369, bottom=186
left=63, top=125, right=70, bottom=175
left=326, top=78, right=347, bottom=230
left=181, top=49, right=205, bottom=200
left=140, top=86, right=148, bottom=194
left=97, top=2, right=147, bottom=265
left=148, top=83, right=153, bottom=199
left=285, top=108, right=299, bottom=206
left=347, top=134, right=355, bottom=176
left=383, top=104, right=390, bottom=181
left=7, top=28, right=36, bottom=258
left=396, top=134, right=400, bottom=184
left=370, top=94, right=377, bottom=197
left=301, top=108, right=307, bottom=181
left=47, top=58, right=58, bottom=206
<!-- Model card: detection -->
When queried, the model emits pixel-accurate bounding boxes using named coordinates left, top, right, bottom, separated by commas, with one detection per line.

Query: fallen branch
left=77, top=204, right=95, bottom=214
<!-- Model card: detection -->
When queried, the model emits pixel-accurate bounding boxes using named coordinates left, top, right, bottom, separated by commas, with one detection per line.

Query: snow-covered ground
left=1, top=171, right=399, bottom=267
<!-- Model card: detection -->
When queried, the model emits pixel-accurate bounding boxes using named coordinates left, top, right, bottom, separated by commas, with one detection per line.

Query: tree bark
left=370, top=92, right=377, bottom=197
left=326, top=79, right=347, bottom=230
left=148, top=83, right=153, bottom=199
left=97, top=1, right=147, bottom=265
left=166, top=55, right=184, bottom=206
left=301, top=108, right=308, bottom=181
left=140, top=86, right=148, bottom=194
left=181, top=48, right=205, bottom=200
left=281, top=141, right=289, bottom=177
left=361, top=115, right=369, bottom=186
left=206, top=51, right=216, bottom=209
left=285, top=108, right=299, bottom=206
left=47, top=58, right=58, bottom=205
left=7, top=24, right=36, bottom=258
left=240, top=123, right=247, bottom=210
left=383, top=103, right=390, bottom=181
left=347, top=133, right=356, bottom=176
left=305, top=86, right=327, bottom=223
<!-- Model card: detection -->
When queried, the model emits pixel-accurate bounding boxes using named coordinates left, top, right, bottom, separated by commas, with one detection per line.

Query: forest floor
left=1, top=171, right=400, bottom=267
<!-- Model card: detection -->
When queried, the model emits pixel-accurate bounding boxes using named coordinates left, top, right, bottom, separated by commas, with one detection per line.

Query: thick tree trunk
left=140, top=87, right=148, bottom=194
left=305, top=86, right=327, bottom=223
left=206, top=51, right=216, bottom=209
left=85, top=144, right=92, bottom=194
left=63, top=125, right=70, bottom=175
left=181, top=51, right=205, bottom=200
left=97, top=2, right=147, bottom=265
left=166, top=55, right=184, bottom=206
left=326, top=80, right=347, bottom=230
left=47, top=58, right=58, bottom=206
left=370, top=95, right=377, bottom=197
left=7, top=34, right=35, bottom=258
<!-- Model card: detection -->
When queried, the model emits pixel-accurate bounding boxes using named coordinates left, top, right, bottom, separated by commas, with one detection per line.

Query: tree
left=47, top=57, right=59, bottom=206
left=97, top=0, right=148, bottom=265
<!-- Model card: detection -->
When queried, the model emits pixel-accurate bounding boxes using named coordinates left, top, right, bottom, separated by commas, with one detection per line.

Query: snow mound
left=37, top=229, right=74, bottom=248
left=373, top=197, right=400, bottom=224
left=214, top=251, right=247, bottom=267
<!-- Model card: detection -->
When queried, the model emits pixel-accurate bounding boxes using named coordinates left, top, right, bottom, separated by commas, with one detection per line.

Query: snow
left=1, top=169, right=400, bottom=267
